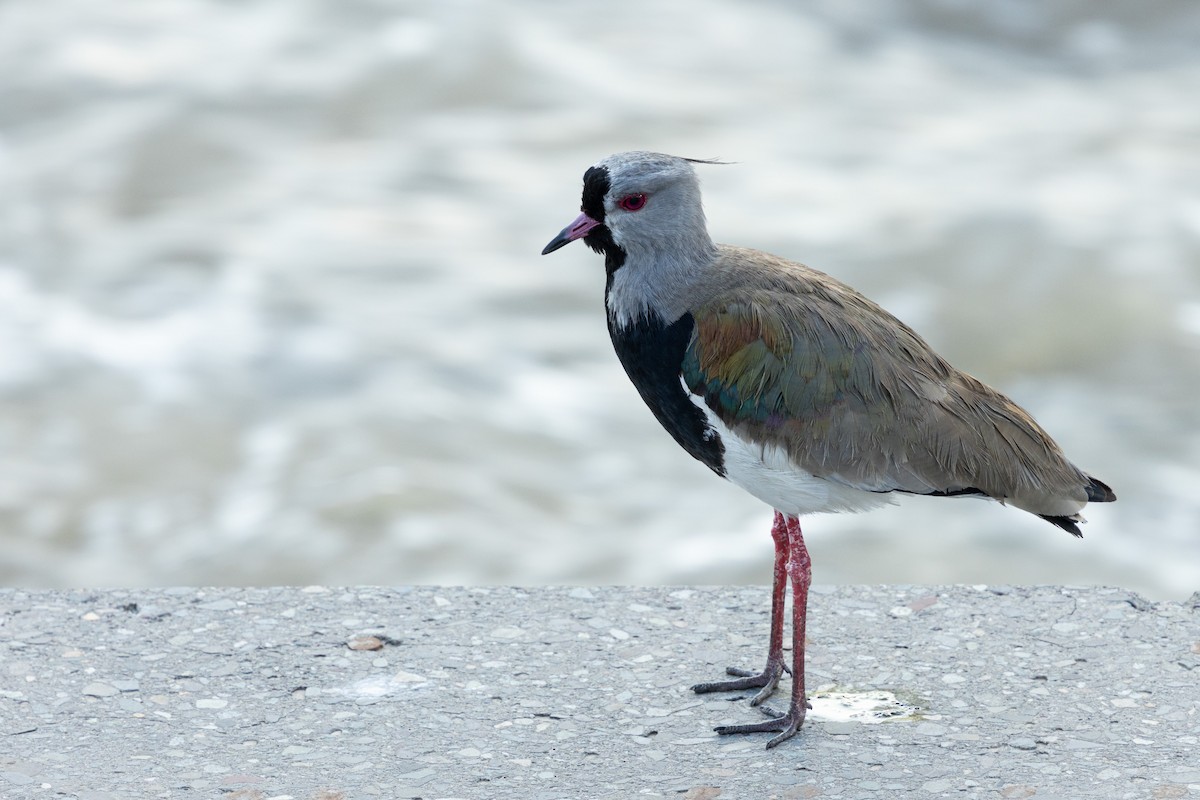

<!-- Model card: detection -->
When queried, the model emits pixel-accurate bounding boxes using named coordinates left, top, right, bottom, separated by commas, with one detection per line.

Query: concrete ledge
left=1, top=585, right=1198, bottom=799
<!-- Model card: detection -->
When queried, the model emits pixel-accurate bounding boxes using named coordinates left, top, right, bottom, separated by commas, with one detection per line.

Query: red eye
left=618, top=193, right=647, bottom=212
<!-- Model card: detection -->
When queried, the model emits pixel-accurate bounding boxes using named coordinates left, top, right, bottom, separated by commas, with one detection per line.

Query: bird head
left=542, top=151, right=716, bottom=262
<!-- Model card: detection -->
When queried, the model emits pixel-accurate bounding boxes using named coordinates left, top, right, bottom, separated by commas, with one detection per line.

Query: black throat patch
left=606, top=312, right=726, bottom=477
left=579, top=164, right=626, bottom=286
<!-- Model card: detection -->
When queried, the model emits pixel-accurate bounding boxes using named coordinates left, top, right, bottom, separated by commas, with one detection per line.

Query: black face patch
left=577, top=164, right=625, bottom=283
left=581, top=165, right=610, bottom=223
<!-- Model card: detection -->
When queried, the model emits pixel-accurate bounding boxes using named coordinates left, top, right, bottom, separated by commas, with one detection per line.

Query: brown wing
left=681, top=248, right=1095, bottom=517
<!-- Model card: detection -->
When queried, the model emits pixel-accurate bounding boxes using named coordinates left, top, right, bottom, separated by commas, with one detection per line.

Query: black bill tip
left=541, top=233, right=572, bottom=255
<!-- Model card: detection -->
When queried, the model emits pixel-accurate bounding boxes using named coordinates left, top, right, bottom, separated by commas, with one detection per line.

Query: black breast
left=607, top=312, right=726, bottom=476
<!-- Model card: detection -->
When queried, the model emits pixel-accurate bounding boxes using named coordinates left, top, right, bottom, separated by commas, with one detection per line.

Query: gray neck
left=605, top=221, right=716, bottom=328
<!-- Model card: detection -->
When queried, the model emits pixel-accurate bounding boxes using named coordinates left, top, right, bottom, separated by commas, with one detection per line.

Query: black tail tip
left=1086, top=477, right=1116, bottom=503
left=1039, top=514, right=1084, bottom=538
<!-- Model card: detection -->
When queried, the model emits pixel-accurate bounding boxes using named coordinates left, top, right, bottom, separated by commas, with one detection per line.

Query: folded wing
left=681, top=249, right=1108, bottom=529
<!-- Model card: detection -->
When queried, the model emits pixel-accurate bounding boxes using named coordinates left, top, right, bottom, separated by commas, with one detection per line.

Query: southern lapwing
left=541, top=151, right=1116, bottom=748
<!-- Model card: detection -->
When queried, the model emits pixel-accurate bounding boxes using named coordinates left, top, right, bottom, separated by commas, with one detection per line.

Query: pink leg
left=712, top=514, right=811, bottom=748
left=691, top=511, right=789, bottom=704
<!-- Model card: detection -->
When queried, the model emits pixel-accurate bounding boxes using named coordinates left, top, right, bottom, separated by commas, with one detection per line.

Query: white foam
left=809, top=690, right=920, bottom=724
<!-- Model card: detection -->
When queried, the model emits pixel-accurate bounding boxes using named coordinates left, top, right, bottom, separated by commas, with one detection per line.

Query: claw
left=758, top=703, right=782, bottom=718
left=714, top=697, right=807, bottom=749
left=691, top=660, right=784, bottom=706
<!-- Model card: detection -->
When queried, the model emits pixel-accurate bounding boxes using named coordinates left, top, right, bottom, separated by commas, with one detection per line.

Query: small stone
left=490, top=626, right=524, bottom=639
left=609, top=628, right=630, bottom=640
left=1126, top=594, right=1155, bottom=612
left=82, top=682, right=119, bottom=697
left=1064, top=738, right=1104, bottom=750
left=199, top=599, right=237, bottom=611
left=397, top=767, right=437, bottom=785
left=779, top=788, right=821, bottom=799
left=347, top=636, right=383, bottom=651
left=1169, top=769, right=1200, bottom=783
left=999, top=787, right=1036, bottom=799
left=1008, top=737, right=1037, bottom=751
left=909, top=595, right=939, bottom=612
left=196, top=698, right=228, bottom=709
left=568, top=588, right=595, bottom=600
left=1152, top=785, right=1188, bottom=799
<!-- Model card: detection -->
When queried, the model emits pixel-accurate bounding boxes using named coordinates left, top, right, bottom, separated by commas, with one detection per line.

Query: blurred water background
left=1, top=1, right=1198, bottom=598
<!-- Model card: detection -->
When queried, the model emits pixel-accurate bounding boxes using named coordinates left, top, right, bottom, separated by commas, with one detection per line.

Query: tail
left=1039, top=476, right=1116, bottom=538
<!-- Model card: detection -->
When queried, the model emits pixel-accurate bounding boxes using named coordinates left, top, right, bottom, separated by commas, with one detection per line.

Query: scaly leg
left=692, top=511, right=789, bottom=706
left=713, top=514, right=811, bottom=748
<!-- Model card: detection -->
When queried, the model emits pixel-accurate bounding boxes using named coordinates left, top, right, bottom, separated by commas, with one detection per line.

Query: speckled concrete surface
left=1, top=585, right=1197, bottom=799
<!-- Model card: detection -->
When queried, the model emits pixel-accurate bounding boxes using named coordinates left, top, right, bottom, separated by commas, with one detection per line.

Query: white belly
left=692, top=394, right=893, bottom=517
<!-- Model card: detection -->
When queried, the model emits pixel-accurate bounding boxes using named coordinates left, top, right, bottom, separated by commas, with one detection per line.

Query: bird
left=540, top=151, right=1116, bottom=748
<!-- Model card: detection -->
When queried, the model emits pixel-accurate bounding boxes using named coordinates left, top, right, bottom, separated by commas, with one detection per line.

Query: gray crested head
left=542, top=151, right=718, bottom=328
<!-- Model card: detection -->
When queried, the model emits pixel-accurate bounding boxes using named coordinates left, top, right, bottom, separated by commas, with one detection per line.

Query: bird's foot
left=691, top=661, right=784, bottom=707
left=714, top=697, right=809, bottom=749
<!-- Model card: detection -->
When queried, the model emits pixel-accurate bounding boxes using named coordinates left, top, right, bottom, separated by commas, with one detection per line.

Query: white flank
left=687, top=385, right=892, bottom=517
